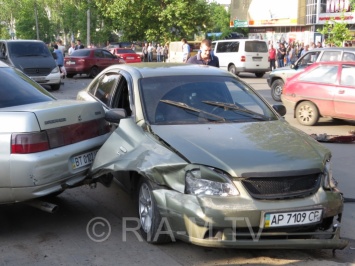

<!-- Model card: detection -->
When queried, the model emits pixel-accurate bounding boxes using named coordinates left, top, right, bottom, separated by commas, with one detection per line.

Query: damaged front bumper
left=153, top=189, right=348, bottom=249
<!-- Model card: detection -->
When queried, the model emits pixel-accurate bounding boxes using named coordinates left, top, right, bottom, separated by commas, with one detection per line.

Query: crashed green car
left=77, top=63, right=348, bottom=249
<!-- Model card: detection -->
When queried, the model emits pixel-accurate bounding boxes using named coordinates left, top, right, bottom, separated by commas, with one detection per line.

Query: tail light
left=11, top=118, right=110, bottom=154
left=241, top=56, right=246, bottom=62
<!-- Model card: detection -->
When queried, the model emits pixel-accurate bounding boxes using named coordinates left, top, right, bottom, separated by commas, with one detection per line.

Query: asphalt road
left=1, top=72, right=354, bottom=266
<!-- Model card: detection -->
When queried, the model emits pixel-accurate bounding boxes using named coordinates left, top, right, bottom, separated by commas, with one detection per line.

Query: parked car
left=109, top=48, right=142, bottom=63
left=211, top=39, right=269, bottom=78
left=281, top=61, right=355, bottom=126
left=77, top=63, right=347, bottom=250
left=64, top=48, right=124, bottom=78
left=267, top=47, right=355, bottom=101
left=0, top=61, right=111, bottom=205
left=0, top=40, right=61, bottom=90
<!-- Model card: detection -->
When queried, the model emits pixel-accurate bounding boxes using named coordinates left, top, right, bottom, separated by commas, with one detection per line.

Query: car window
left=7, top=42, right=51, bottom=57
left=139, top=76, right=276, bottom=125
left=319, top=51, right=341, bottom=61
left=94, top=50, right=104, bottom=58
left=216, top=42, right=239, bottom=53
left=342, top=52, right=355, bottom=61
left=118, top=49, right=135, bottom=53
left=245, top=41, right=268, bottom=52
left=298, top=51, right=321, bottom=67
left=94, top=73, right=120, bottom=107
left=299, top=65, right=339, bottom=84
left=0, top=67, right=54, bottom=108
left=340, top=65, right=355, bottom=86
left=111, top=76, right=132, bottom=116
left=70, top=50, right=90, bottom=56
left=102, top=50, right=115, bottom=58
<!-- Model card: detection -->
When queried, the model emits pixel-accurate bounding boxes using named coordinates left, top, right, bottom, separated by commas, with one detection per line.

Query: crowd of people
left=140, top=42, right=169, bottom=62
left=268, top=40, right=353, bottom=70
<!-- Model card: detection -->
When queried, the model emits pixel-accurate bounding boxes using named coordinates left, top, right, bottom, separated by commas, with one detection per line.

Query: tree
left=317, top=13, right=353, bottom=47
left=93, top=0, right=211, bottom=43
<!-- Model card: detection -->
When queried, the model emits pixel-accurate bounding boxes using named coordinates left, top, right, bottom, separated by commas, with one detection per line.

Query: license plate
left=127, top=57, right=134, bottom=59
left=71, top=150, right=98, bottom=169
left=253, top=57, right=262, bottom=61
left=32, top=77, right=46, bottom=82
left=264, top=209, right=323, bottom=228
left=66, top=61, right=75, bottom=65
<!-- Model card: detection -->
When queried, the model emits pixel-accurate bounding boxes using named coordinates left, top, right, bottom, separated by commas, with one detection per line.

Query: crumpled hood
left=151, top=121, right=329, bottom=177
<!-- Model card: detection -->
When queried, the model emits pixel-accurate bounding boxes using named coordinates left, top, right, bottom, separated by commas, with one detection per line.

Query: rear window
left=7, top=42, right=52, bottom=57
left=70, top=50, right=91, bottom=56
left=116, top=49, right=135, bottom=53
left=0, top=67, right=55, bottom=108
left=216, top=42, right=239, bottom=53
left=244, top=41, right=268, bottom=53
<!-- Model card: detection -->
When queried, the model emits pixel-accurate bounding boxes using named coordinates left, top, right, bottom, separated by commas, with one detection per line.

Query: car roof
left=306, top=47, right=355, bottom=52
left=312, top=61, right=355, bottom=65
left=0, top=40, right=45, bottom=44
left=104, top=63, right=234, bottom=79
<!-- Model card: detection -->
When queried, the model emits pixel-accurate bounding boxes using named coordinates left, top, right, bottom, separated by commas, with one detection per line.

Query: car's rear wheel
left=137, top=178, right=171, bottom=244
left=89, top=67, right=99, bottom=78
left=50, top=83, right=60, bottom=91
left=66, top=74, right=75, bottom=78
left=228, top=64, right=239, bottom=76
left=271, top=79, right=284, bottom=102
left=295, top=101, right=319, bottom=126
left=255, top=72, right=265, bottom=78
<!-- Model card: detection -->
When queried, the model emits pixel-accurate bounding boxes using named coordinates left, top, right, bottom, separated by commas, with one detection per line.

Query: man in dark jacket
left=187, top=39, right=219, bottom=67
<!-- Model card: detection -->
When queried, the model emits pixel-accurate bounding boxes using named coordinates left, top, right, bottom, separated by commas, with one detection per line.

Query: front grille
left=23, top=68, right=51, bottom=76
left=241, top=174, right=321, bottom=200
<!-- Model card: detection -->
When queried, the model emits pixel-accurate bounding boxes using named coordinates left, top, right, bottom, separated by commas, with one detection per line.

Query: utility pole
left=87, top=0, right=91, bottom=46
left=34, top=0, right=39, bottom=40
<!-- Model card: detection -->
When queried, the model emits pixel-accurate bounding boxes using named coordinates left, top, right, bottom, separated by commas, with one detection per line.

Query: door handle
left=338, top=89, right=345, bottom=94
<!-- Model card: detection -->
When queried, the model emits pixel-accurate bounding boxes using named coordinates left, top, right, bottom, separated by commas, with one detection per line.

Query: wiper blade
left=202, top=101, right=269, bottom=121
left=160, top=99, right=226, bottom=121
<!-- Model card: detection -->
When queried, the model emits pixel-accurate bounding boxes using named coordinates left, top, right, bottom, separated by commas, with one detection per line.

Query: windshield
left=139, top=76, right=277, bottom=125
left=8, top=42, right=52, bottom=57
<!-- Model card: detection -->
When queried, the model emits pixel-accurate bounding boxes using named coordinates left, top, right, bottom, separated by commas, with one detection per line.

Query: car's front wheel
left=66, top=74, right=75, bottom=78
left=50, top=83, right=61, bottom=91
left=89, top=66, right=99, bottom=78
left=271, top=79, right=284, bottom=102
left=137, top=178, right=171, bottom=244
left=295, top=101, right=319, bottom=126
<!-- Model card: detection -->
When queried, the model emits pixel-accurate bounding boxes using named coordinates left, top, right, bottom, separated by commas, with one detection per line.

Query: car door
left=333, top=64, right=355, bottom=119
left=102, top=50, right=119, bottom=68
left=297, top=64, right=339, bottom=117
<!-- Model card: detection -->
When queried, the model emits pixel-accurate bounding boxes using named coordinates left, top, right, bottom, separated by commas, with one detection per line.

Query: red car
left=64, top=48, right=124, bottom=78
left=281, top=61, right=355, bottom=126
left=109, top=48, right=142, bottom=63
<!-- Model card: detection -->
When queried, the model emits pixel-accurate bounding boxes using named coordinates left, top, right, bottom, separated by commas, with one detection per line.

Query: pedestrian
left=186, top=39, right=219, bottom=67
left=276, top=43, right=286, bottom=68
left=163, top=43, right=169, bottom=62
left=57, top=40, right=66, bottom=57
left=68, top=42, right=75, bottom=55
left=156, top=44, right=161, bottom=62
left=301, top=44, right=309, bottom=56
left=142, top=43, right=148, bottom=62
left=268, top=44, right=276, bottom=71
left=181, top=38, right=190, bottom=63
left=53, top=44, right=66, bottom=79
left=147, top=43, right=154, bottom=62
left=75, top=39, right=84, bottom=50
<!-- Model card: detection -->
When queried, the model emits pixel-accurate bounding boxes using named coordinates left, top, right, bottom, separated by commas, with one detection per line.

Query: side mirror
left=273, top=104, right=286, bottom=116
left=105, top=108, right=127, bottom=123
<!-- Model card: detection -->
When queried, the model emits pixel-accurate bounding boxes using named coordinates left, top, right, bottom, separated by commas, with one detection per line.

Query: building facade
left=230, top=0, right=354, bottom=45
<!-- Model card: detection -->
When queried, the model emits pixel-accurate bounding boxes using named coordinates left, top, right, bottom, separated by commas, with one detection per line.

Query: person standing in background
left=156, top=44, right=161, bottom=62
left=268, top=44, right=276, bottom=70
left=276, top=43, right=286, bottom=68
left=75, top=39, right=84, bottom=50
left=181, top=38, right=190, bottom=63
left=68, top=42, right=75, bottom=55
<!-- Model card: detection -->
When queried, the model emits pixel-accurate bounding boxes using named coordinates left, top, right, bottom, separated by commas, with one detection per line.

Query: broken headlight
left=323, top=160, right=338, bottom=190
left=185, top=169, right=239, bottom=196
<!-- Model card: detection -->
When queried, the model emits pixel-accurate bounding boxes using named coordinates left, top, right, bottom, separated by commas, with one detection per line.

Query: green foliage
left=317, top=14, right=353, bottom=47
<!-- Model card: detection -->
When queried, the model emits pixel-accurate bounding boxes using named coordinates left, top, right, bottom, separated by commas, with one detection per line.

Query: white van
left=212, top=39, right=269, bottom=78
